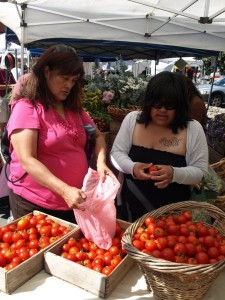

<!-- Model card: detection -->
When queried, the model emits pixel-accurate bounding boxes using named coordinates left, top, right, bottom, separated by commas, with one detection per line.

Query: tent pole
left=206, top=55, right=219, bottom=112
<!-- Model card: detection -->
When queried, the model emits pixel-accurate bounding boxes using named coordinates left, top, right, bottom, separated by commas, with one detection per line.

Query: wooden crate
left=44, top=219, right=134, bottom=298
left=0, top=210, right=78, bottom=294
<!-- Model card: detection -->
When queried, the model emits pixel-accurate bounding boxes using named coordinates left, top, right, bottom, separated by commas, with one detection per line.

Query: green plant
left=82, top=85, right=110, bottom=132
left=207, top=113, right=225, bottom=155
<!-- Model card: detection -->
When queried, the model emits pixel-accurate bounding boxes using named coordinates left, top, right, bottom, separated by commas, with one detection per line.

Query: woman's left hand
left=149, top=165, right=174, bottom=189
left=97, top=162, right=117, bottom=182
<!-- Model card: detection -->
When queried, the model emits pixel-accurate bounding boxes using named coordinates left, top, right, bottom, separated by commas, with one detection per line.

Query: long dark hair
left=137, top=71, right=190, bottom=133
left=17, top=44, right=84, bottom=112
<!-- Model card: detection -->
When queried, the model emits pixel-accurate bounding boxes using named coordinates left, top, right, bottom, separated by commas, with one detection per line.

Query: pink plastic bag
left=74, top=168, right=120, bottom=250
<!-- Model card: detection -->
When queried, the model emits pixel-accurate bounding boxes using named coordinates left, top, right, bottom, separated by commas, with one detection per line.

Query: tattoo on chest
left=159, top=136, right=181, bottom=147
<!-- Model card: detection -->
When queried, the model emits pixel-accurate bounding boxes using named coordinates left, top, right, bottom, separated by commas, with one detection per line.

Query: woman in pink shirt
left=7, top=44, right=115, bottom=223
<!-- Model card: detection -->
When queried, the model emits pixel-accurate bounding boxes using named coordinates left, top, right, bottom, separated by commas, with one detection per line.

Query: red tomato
left=140, top=232, right=150, bottom=242
left=153, top=227, right=165, bottom=238
left=104, top=253, right=113, bottom=266
left=2, top=231, right=13, bottom=244
left=87, top=250, right=97, bottom=261
left=218, top=245, right=225, bottom=256
left=111, top=256, right=122, bottom=268
left=146, top=223, right=156, bottom=236
left=174, top=243, right=186, bottom=256
left=19, top=248, right=30, bottom=261
left=36, top=213, right=46, bottom=221
left=40, top=225, right=52, bottom=237
left=29, top=249, right=38, bottom=257
left=144, top=216, right=155, bottom=227
left=207, top=247, right=219, bottom=259
left=15, top=239, right=26, bottom=250
left=145, top=240, right=157, bottom=252
left=29, top=216, right=38, bottom=227
left=167, top=224, right=179, bottom=236
left=82, top=242, right=90, bottom=252
left=89, top=243, right=98, bottom=252
left=92, top=257, right=105, bottom=267
left=4, top=249, right=17, bottom=263
left=175, top=256, right=186, bottom=263
left=182, top=210, right=192, bottom=221
left=149, top=165, right=158, bottom=173
left=195, top=252, right=209, bottom=264
left=102, top=265, right=113, bottom=276
left=67, top=238, right=77, bottom=248
left=111, top=237, right=121, bottom=248
left=109, top=246, right=120, bottom=256
left=203, top=236, right=215, bottom=248
left=186, top=257, right=198, bottom=265
left=17, top=218, right=30, bottom=231
left=155, top=220, right=166, bottom=230
left=92, top=264, right=103, bottom=273
left=68, top=246, right=79, bottom=254
left=197, top=226, right=209, bottom=237
left=179, top=226, right=189, bottom=237
left=175, top=215, right=187, bottom=225
left=115, top=223, right=122, bottom=236
left=132, top=240, right=144, bottom=251
left=28, top=239, right=39, bottom=250
left=0, top=253, right=6, bottom=268
left=156, top=237, right=168, bottom=250
left=187, top=224, right=197, bottom=234
left=151, top=249, right=162, bottom=258
left=185, top=242, right=197, bottom=257
left=161, top=248, right=175, bottom=262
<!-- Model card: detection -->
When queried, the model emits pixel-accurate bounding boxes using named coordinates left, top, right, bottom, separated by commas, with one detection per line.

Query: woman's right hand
left=133, top=162, right=152, bottom=180
left=62, top=185, right=87, bottom=211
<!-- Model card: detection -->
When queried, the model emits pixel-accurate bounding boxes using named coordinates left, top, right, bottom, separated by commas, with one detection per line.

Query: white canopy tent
left=0, top=0, right=225, bottom=71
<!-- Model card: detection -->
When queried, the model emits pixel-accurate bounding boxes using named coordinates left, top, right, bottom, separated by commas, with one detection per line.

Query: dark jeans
left=9, top=189, right=76, bottom=224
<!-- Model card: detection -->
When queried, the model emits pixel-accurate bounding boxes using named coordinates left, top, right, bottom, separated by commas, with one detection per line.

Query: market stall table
left=0, top=263, right=225, bottom=300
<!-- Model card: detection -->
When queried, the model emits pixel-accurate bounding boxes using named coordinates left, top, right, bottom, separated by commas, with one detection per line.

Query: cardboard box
left=0, top=210, right=77, bottom=294
left=44, top=219, right=134, bottom=298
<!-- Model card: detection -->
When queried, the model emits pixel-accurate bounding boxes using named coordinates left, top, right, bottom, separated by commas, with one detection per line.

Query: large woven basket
left=211, top=158, right=225, bottom=212
left=122, top=201, right=225, bottom=300
left=107, top=105, right=140, bottom=122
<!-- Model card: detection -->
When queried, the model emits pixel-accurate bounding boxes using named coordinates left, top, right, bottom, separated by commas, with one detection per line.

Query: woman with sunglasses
left=110, top=71, right=208, bottom=222
left=6, top=44, right=116, bottom=223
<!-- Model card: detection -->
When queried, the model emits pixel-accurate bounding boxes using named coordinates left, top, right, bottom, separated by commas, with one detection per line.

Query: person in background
left=6, top=44, right=116, bottom=223
left=110, top=71, right=208, bottom=222
left=0, top=52, right=16, bottom=97
left=184, top=75, right=207, bottom=130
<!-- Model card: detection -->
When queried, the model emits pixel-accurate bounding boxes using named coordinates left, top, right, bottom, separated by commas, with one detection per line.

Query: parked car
left=197, top=77, right=225, bottom=107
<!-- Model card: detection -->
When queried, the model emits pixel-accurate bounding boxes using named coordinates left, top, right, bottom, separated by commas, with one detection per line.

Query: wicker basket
left=211, top=158, right=225, bottom=181
left=122, top=201, right=225, bottom=300
left=107, top=105, right=140, bottom=122
left=211, top=158, right=225, bottom=212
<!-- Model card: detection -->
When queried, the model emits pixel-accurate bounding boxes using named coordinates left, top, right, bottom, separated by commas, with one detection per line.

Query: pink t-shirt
left=7, top=99, right=95, bottom=210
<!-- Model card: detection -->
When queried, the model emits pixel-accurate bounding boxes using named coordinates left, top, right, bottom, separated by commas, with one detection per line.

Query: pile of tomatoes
left=59, top=222, right=126, bottom=276
left=0, top=213, right=71, bottom=270
left=132, top=210, right=225, bottom=265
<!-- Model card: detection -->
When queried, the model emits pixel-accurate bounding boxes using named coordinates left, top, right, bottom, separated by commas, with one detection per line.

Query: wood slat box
left=0, top=210, right=78, bottom=294
left=44, top=219, right=134, bottom=298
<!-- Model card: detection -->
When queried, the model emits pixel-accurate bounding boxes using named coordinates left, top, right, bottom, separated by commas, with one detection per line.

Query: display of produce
left=122, top=201, right=225, bottom=300
left=44, top=219, right=134, bottom=298
left=0, top=212, right=72, bottom=270
left=0, top=211, right=77, bottom=294
left=58, top=222, right=126, bottom=275
left=131, top=209, right=225, bottom=264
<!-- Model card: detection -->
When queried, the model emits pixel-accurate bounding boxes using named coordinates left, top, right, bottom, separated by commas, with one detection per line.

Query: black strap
left=4, top=162, right=27, bottom=183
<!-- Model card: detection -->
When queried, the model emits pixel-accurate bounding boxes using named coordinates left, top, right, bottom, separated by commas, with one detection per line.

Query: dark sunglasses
left=152, top=101, right=176, bottom=110
left=53, top=44, right=76, bottom=54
